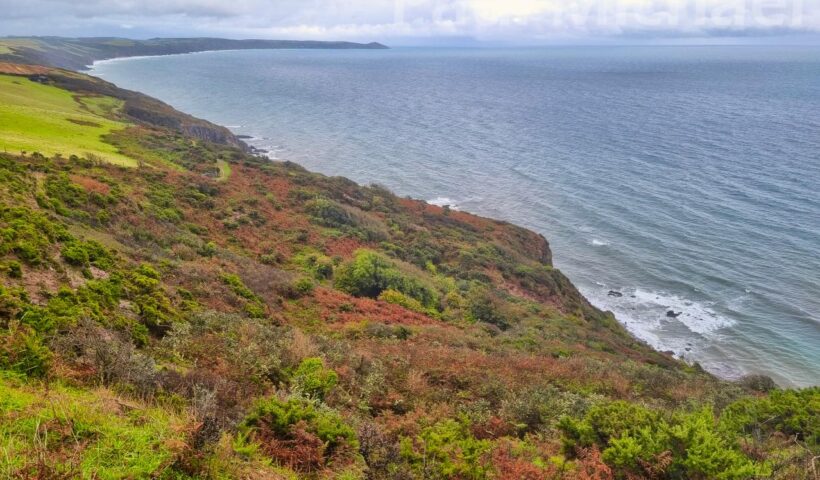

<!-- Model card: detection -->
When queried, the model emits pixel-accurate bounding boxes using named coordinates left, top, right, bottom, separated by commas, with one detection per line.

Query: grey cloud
left=0, top=0, right=818, bottom=43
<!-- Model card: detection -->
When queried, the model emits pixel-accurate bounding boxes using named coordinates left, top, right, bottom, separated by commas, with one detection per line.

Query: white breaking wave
left=591, top=238, right=610, bottom=246
left=583, top=286, right=737, bottom=358
left=428, top=197, right=461, bottom=210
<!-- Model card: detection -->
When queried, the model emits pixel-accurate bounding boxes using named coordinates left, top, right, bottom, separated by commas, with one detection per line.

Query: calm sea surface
left=90, top=46, right=820, bottom=387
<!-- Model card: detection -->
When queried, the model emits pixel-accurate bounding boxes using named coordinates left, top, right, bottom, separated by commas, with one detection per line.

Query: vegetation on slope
left=0, top=63, right=817, bottom=479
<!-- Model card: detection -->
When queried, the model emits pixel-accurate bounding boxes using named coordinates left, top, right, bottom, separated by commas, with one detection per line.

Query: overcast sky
left=1, top=0, right=819, bottom=45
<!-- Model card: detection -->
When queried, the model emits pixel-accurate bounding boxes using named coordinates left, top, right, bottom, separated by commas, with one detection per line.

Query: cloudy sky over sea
left=1, top=0, right=819, bottom=44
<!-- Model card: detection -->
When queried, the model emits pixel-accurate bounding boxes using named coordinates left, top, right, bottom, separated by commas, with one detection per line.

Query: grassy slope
left=0, top=74, right=135, bottom=166
left=0, top=374, right=189, bottom=478
left=0, top=66, right=816, bottom=479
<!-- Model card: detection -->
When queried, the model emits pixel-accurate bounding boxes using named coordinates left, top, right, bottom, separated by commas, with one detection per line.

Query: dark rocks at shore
left=246, top=145, right=269, bottom=156
left=739, top=374, right=778, bottom=392
left=666, top=310, right=682, bottom=318
left=608, top=290, right=623, bottom=297
left=236, top=135, right=253, bottom=139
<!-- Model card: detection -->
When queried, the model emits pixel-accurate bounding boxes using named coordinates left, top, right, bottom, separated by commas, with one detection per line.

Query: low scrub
left=238, top=396, right=359, bottom=473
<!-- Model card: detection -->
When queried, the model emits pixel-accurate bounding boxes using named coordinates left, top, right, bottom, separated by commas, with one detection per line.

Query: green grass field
left=0, top=39, right=45, bottom=55
left=0, top=74, right=136, bottom=166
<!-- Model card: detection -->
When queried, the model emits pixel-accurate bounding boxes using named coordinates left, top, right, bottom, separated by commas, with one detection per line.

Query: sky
left=1, top=0, right=819, bottom=45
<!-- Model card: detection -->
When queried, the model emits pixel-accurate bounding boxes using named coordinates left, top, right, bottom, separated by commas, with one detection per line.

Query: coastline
left=85, top=48, right=818, bottom=388
left=87, top=51, right=696, bottom=379
left=2, top=36, right=818, bottom=480
left=85, top=48, right=248, bottom=70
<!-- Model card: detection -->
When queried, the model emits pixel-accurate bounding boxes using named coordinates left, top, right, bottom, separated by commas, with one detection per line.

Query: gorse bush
left=146, top=183, right=184, bottom=223
left=401, top=418, right=492, bottom=480
left=719, top=387, right=819, bottom=448
left=378, top=289, right=440, bottom=319
left=291, top=357, right=338, bottom=400
left=293, top=249, right=334, bottom=279
left=559, top=401, right=771, bottom=479
left=0, top=205, right=71, bottom=265
left=221, top=272, right=267, bottom=318
left=61, top=239, right=115, bottom=269
left=305, top=197, right=356, bottom=229
left=44, top=173, right=89, bottom=215
left=465, top=284, right=509, bottom=330
left=335, top=249, right=437, bottom=309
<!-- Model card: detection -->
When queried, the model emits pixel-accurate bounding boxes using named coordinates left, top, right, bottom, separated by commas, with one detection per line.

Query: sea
left=89, top=46, right=820, bottom=387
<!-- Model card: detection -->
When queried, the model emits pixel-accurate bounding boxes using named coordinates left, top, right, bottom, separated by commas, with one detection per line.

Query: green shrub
left=239, top=396, right=357, bottom=468
left=292, top=357, right=338, bottom=400
left=128, top=264, right=179, bottom=332
left=60, top=241, right=89, bottom=266
left=465, top=285, right=509, bottom=329
left=293, top=277, right=315, bottom=296
left=44, top=173, right=87, bottom=208
left=559, top=401, right=769, bottom=479
left=401, top=419, right=492, bottom=480
left=719, top=387, right=819, bottom=448
left=335, top=250, right=437, bottom=308
left=221, top=273, right=259, bottom=301
left=198, top=241, right=217, bottom=257
left=146, top=184, right=184, bottom=223
left=21, top=277, right=124, bottom=335
left=378, top=289, right=439, bottom=318
left=0, top=205, right=71, bottom=265
left=221, top=273, right=267, bottom=319
left=305, top=197, right=355, bottom=228
left=293, top=250, right=334, bottom=279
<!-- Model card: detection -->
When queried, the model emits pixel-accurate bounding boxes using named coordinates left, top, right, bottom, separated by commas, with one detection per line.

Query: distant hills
left=0, top=36, right=388, bottom=70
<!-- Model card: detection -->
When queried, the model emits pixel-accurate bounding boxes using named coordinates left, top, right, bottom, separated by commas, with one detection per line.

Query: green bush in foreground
left=559, top=400, right=778, bottom=479
left=401, top=419, right=492, bottom=480
left=238, top=396, right=358, bottom=472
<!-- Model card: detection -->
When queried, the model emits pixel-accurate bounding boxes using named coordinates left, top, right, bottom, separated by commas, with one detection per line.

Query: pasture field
left=0, top=74, right=135, bottom=166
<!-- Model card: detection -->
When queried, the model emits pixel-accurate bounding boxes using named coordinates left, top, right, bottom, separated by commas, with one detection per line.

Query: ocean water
left=90, top=46, right=820, bottom=387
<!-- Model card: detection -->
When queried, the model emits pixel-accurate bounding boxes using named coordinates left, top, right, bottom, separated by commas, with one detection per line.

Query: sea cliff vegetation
left=0, top=54, right=816, bottom=479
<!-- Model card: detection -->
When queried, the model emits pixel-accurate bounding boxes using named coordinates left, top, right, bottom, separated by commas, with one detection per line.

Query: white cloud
left=0, top=0, right=818, bottom=42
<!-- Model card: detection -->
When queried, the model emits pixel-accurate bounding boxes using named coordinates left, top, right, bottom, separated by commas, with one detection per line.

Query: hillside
left=0, top=37, right=388, bottom=70
left=0, top=51, right=817, bottom=479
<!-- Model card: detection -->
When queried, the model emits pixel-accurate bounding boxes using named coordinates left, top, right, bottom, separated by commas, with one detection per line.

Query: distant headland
left=0, top=36, right=388, bottom=70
